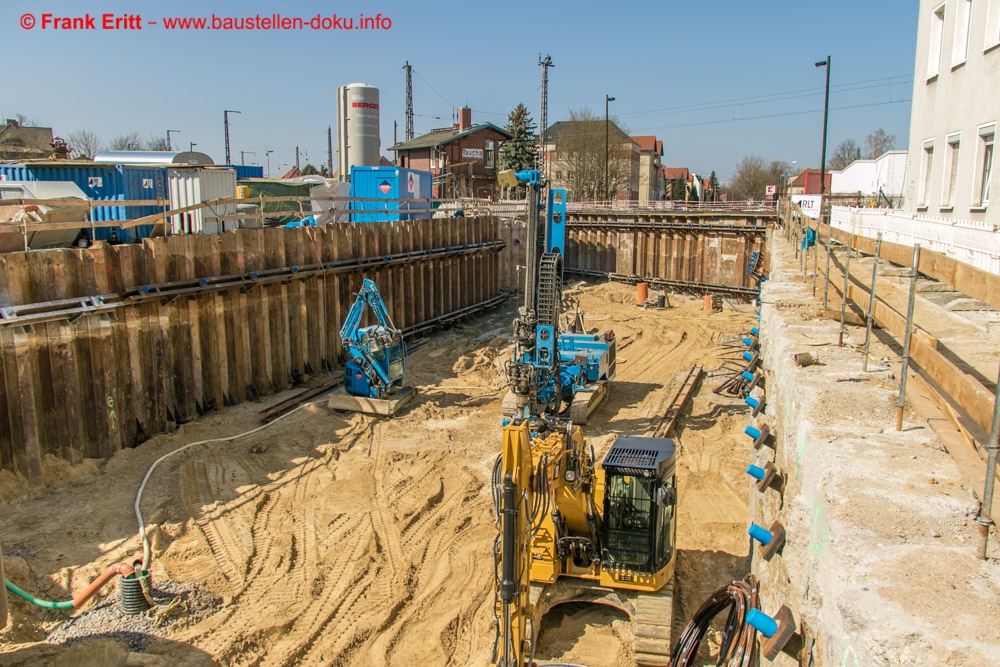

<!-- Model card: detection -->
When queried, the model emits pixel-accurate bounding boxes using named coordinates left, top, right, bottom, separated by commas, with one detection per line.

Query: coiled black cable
left=670, top=574, right=760, bottom=667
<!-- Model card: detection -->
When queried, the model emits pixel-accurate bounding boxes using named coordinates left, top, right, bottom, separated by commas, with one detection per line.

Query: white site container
left=167, top=167, right=238, bottom=234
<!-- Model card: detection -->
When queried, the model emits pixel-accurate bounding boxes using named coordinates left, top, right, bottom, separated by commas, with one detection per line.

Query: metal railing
left=486, top=199, right=777, bottom=214
left=566, top=200, right=777, bottom=213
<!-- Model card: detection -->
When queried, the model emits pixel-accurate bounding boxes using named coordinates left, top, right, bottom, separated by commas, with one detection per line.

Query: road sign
left=765, top=185, right=777, bottom=196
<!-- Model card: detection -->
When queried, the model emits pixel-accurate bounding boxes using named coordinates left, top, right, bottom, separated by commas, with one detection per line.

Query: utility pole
left=605, top=94, right=615, bottom=202
left=327, top=126, right=334, bottom=176
left=266, top=148, right=273, bottom=178
left=224, top=110, right=241, bottom=165
left=538, top=55, right=554, bottom=176
left=394, top=120, right=398, bottom=147
left=403, top=61, right=414, bottom=141
left=166, top=130, right=180, bottom=151
left=295, top=146, right=300, bottom=171
left=241, top=150, right=255, bottom=166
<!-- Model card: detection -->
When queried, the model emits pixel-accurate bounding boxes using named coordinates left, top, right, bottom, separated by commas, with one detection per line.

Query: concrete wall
left=831, top=151, right=907, bottom=197
left=904, top=0, right=1000, bottom=224
left=750, top=234, right=1000, bottom=665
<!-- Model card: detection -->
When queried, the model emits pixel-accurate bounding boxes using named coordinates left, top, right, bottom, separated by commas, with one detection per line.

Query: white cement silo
left=337, top=83, right=381, bottom=179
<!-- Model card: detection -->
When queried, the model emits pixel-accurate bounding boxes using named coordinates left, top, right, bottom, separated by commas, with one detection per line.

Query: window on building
left=988, top=0, right=1000, bottom=49
left=944, top=135, right=961, bottom=207
left=929, top=3, right=946, bottom=78
left=485, top=140, right=495, bottom=169
left=920, top=141, right=935, bottom=206
left=974, top=126, right=995, bottom=206
left=953, top=0, right=972, bottom=65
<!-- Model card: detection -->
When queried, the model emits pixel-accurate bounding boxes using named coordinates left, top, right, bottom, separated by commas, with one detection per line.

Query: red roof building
left=631, top=135, right=664, bottom=203
left=790, top=169, right=832, bottom=195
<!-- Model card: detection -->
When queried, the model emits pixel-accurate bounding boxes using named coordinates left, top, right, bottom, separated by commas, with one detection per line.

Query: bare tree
left=728, top=156, right=789, bottom=200
left=110, top=132, right=144, bottom=151
left=828, top=138, right=861, bottom=170
left=553, top=108, right=635, bottom=201
left=67, top=129, right=103, bottom=159
left=145, top=135, right=170, bottom=151
left=864, top=129, right=895, bottom=159
left=14, top=113, right=38, bottom=126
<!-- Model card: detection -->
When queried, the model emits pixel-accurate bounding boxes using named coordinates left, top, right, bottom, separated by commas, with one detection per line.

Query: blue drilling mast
left=498, top=170, right=616, bottom=423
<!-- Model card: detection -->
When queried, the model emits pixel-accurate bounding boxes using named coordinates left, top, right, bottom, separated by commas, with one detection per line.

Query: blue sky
left=1, top=0, right=918, bottom=180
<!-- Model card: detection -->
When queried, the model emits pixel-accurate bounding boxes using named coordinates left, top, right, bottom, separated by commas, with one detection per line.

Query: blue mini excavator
left=328, top=278, right=415, bottom=415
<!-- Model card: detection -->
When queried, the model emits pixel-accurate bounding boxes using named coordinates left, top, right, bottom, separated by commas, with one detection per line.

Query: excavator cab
left=600, top=436, right=677, bottom=583
left=345, top=325, right=405, bottom=397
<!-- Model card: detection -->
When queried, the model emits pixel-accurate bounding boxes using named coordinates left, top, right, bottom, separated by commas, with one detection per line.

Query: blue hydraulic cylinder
left=746, top=464, right=767, bottom=481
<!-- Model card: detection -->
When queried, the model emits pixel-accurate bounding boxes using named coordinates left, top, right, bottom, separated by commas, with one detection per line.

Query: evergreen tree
left=709, top=170, right=719, bottom=202
left=498, top=103, right=537, bottom=196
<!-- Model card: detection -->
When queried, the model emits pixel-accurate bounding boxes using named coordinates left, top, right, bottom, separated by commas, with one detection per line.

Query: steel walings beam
left=0, top=240, right=506, bottom=328
left=564, top=268, right=759, bottom=300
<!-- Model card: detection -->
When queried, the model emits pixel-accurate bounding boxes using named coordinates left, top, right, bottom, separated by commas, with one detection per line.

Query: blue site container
left=0, top=163, right=166, bottom=242
left=349, top=166, right=432, bottom=222
left=229, top=164, right=264, bottom=180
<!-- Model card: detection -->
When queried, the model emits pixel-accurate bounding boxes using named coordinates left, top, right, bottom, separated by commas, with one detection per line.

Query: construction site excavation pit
left=0, top=281, right=759, bottom=667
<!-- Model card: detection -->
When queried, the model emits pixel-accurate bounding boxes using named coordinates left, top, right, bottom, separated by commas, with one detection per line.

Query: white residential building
left=903, top=0, right=999, bottom=224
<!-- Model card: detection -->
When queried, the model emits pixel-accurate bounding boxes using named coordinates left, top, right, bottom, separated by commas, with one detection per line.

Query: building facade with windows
left=904, top=0, right=998, bottom=223
left=389, top=107, right=511, bottom=199
left=632, top=135, right=665, bottom=203
left=543, top=120, right=640, bottom=201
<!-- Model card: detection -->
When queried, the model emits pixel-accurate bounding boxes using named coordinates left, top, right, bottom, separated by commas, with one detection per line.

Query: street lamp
left=815, top=56, right=831, bottom=297
left=241, top=150, right=255, bottom=166
left=265, top=149, right=274, bottom=177
left=166, top=130, right=180, bottom=151
left=189, top=142, right=197, bottom=152
left=815, top=57, right=831, bottom=209
left=605, top=94, right=615, bottom=203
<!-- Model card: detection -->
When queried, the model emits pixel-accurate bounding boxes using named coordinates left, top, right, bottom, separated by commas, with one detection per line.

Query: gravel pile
left=46, top=578, right=221, bottom=652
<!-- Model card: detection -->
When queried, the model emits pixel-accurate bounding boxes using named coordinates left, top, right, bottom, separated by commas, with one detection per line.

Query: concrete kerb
left=749, top=233, right=1000, bottom=666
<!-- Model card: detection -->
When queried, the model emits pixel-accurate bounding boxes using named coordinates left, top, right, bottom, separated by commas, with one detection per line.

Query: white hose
left=134, top=402, right=315, bottom=571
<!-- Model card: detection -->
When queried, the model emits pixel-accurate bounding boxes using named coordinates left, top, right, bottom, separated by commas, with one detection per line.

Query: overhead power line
left=412, top=69, right=455, bottom=114
left=632, top=98, right=912, bottom=133
left=619, top=74, right=913, bottom=120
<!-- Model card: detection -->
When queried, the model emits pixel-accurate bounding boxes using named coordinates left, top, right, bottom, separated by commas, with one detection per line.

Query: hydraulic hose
left=6, top=393, right=317, bottom=613
left=671, top=574, right=760, bottom=667
left=134, top=400, right=317, bottom=571
left=5, top=561, right=136, bottom=610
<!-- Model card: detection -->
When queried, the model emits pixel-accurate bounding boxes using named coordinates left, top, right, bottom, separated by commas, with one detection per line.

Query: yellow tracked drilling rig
left=491, top=169, right=679, bottom=666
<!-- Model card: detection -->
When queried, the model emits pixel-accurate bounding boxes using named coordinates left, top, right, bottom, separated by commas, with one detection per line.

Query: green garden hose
left=4, top=578, right=73, bottom=609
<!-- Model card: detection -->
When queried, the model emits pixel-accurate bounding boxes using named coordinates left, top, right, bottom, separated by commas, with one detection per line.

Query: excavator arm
left=339, top=279, right=405, bottom=398
left=492, top=419, right=537, bottom=667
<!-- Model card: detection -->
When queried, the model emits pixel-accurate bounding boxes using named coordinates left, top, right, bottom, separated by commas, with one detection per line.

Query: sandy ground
left=0, top=282, right=757, bottom=666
